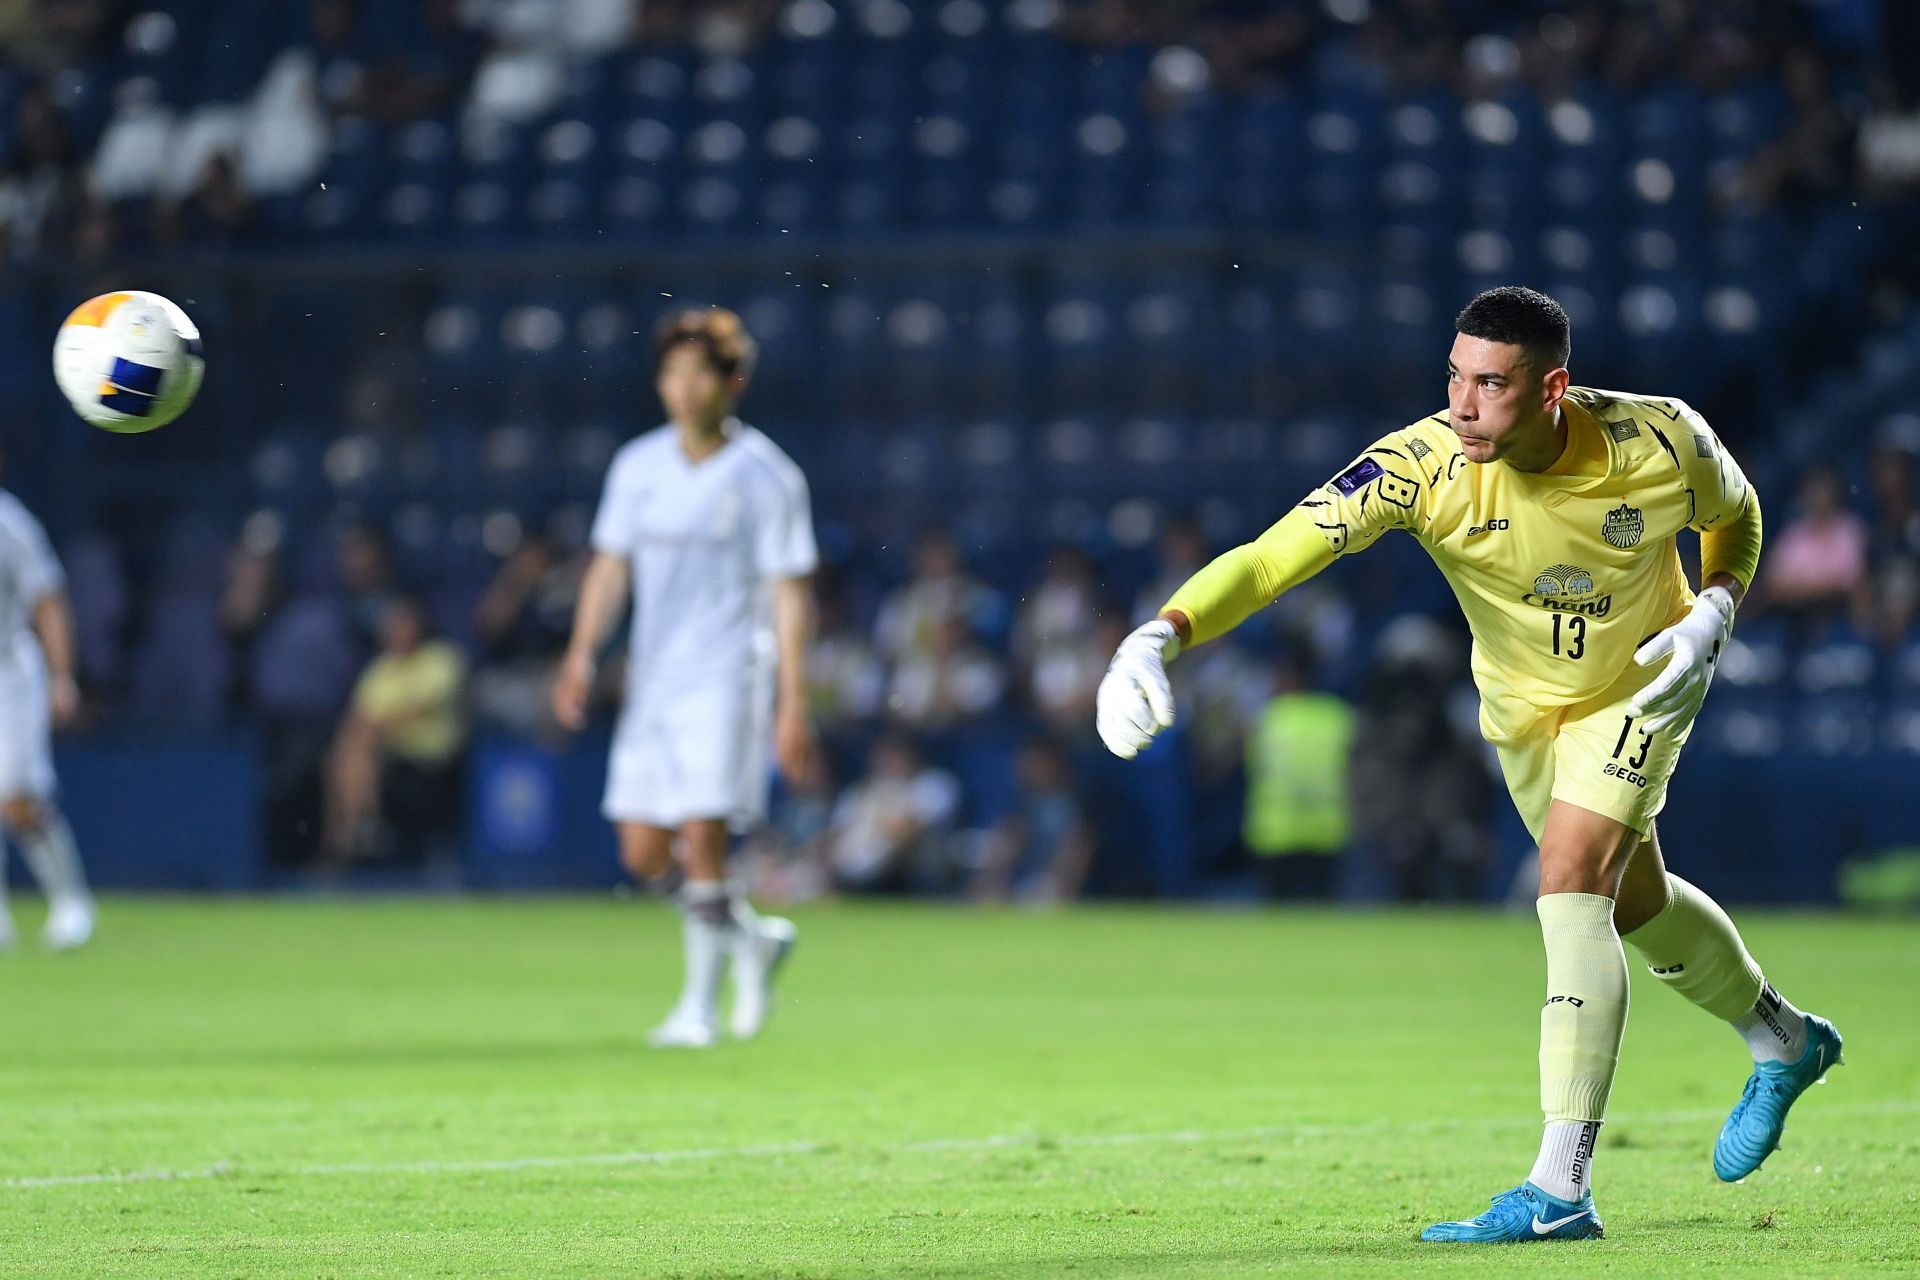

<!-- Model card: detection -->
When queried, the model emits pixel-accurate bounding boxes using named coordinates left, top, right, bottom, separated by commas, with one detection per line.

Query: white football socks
left=674, top=880, right=736, bottom=1025
left=1731, top=982, right=1810, bottom=1065
left=1529, top=1120, right=1601, bottom=1203
left=17, top=812, right=92, bottom=909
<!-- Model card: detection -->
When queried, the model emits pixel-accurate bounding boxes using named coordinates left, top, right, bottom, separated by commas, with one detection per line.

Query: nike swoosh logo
left=1532, top=1212, right=1587, bottom=1235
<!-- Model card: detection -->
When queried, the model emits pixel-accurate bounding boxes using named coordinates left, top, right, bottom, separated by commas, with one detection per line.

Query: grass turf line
left=1, top=899, right=1915, bottom=1277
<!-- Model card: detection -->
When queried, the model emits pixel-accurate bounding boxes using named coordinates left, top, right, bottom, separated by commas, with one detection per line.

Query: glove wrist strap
left=1698, top=585, right=1736, bottom=631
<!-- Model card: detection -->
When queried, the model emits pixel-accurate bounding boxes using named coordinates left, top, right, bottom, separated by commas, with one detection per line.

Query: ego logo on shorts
left=1604, top=715, right=1655, bottom=787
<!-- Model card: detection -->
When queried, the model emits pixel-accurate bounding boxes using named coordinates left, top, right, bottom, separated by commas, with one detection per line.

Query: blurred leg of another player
left=0, top=795, right=96, bottom=951
left=0, top=657, right=96, bottom=951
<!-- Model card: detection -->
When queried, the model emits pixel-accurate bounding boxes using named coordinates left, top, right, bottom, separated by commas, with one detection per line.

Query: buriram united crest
left=1602, top=503, right=1645, bottom=549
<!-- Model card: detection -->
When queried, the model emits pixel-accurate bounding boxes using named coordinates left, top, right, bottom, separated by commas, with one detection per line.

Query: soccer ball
left=53, top=290, right=204, bottom=433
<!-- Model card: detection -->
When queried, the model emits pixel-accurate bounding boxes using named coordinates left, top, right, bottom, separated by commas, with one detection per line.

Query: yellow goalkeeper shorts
left=1478, top=660, right=1694, bottom=845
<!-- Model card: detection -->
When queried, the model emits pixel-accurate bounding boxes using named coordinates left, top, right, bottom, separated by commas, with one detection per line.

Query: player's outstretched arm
left=552, top=551, right=631, bottom=731
left=1096, top=507, right=1336, bottom=759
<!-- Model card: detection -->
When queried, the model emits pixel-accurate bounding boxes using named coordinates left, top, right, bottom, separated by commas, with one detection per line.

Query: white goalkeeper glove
left=1096, top=619, right=1181, bottom=759
left=1627, top=585, right=1737, bottom=734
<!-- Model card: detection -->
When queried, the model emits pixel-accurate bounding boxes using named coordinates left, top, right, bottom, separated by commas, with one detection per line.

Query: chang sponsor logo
left=1522, top=563, right=1613, bottom=617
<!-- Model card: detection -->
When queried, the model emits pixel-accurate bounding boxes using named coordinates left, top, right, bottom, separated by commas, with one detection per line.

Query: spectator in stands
left=820, top=734, right=960, bottom=895
left=302, top=0, right=484, bottom=124
left=1866, top=443, right=1920, bottom=645
left=875, top=531, right=995, bottom=663
left=1349, top=616, right=1495, bottom=902
left=1241, top=650, right=1353, bottom=901
left=1858, top=75, right=1920, bottom=198
left=217, top=521, right=286, bottom=713
left=1027, top=610, right=1122, bottom=740
left=1754, top=464, right=1869, bottom=625
left=885, top=616, right=1006, bottom=730
left=152, top=150, right=254, bottom=248
left=61, top=530, right=127, bottom=702
left=0, top=80, right=84, bottom=263
left=969, top=736, right=1095, bottom=906
left=305, top=0, right=371, bottom=116
left=470, top=530, right=583, bottom=736
left=360, top=0, right=487, bottom=124
left=1133, top=517, right=1210, bottom=627
left=323, top=595, right=467, bottom=866
left=336, top=521, right=397, bottom=651
left=806, top=568, right=885, bottom=734
left=253, top=584, right=359, bottom=868
left=1013, top=546, right=1105, bottom=735
left=1746, top=49, right=1857, bottom=211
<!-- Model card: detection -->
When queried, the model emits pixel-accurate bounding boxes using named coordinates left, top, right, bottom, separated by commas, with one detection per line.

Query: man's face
left=1445, top=333, right=1557, bottom=464
left=656, top=343, right=734, bottom=425
left=381, top=604, right=423, bottom=654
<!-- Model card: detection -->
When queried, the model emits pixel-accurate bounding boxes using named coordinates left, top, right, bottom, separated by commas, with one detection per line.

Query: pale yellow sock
left=1623, top=874, right=1806, bottom=1062
left=1621, top=874, right=1762, bottom=1020
left=1537, top=892, right=1630, bottom=1123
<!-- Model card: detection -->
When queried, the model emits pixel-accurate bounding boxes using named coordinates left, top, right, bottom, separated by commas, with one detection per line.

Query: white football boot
left=646, top=1005, right=720, bottom=1049
left=729, top=917, right=797, bottom=1040
left=42, top=897, right=95, bottom=951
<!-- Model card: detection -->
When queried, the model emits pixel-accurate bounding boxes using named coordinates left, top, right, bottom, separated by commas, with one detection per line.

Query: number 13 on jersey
left=1551, top=613, right=1586, bottom=659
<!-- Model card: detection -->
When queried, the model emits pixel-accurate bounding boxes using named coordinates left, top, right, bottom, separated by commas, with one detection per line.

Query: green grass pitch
left=2, top=898, right=1915, bottom=1277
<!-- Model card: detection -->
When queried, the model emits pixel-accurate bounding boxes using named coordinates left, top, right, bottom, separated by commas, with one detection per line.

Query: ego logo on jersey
left=1521, top=563, right=1614, bottom=617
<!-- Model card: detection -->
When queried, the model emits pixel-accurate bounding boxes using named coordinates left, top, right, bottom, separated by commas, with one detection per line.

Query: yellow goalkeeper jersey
left=1310, top=386, right=1758, bottom=707
left=1167, top=387, right=1760, bottom=713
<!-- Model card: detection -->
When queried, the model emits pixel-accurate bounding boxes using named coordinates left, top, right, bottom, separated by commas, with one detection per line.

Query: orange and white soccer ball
left=53, top=290, right=203, bottom=433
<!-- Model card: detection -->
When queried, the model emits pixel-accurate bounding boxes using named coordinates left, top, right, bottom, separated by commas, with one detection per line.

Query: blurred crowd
left=3, top=0, right=1918, bottom=267
left=6, top=0, right=1920, bottom=897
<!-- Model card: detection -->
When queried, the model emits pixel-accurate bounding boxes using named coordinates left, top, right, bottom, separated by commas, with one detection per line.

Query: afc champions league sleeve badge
left=1601, top=503, right=1645, bottom=549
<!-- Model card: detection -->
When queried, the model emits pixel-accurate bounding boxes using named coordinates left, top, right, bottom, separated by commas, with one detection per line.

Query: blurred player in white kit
left=0, top=447, right=96, bottom=950
left=553, top=308, right=819, bottom=1048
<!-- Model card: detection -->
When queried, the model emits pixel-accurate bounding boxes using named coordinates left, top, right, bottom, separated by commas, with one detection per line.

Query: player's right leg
left=0, top=796, right=94, bottom=950
left=1424, top=800, right=1631, bottom=1243
left=0, top=659, right=93, bottom=950
left=1614, top=829, right=1842, bottom=1181
left=613, top=821, right=720, bottom=1049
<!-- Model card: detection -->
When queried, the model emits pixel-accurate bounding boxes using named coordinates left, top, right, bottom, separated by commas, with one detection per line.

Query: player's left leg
left=0, top=796, right=94, bottom=950
left=1614, top=828, right=1842, bottom=1181
left=615, top=820, right=721, bottom=1049
left=675, top=818, right=795, bottom=1042
left=1423, top=799, right=1631, bottom=1243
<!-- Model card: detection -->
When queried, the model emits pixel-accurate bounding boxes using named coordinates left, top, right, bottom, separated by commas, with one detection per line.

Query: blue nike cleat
left=1714, top=1014, right=1844, bottom=1182
left=1420, top=1182, right=1604, bottom=1243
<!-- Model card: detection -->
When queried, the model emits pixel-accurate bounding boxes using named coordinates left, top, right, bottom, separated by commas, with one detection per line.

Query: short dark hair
left=651, top=306, right=757, bottom=381
left=1454, top=286, right=1571, bottom=372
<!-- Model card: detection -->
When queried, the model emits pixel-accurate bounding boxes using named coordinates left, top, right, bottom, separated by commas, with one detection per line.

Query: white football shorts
left=602, top=669, right=773, bottom=833
left=0, top=657, right=56, bottom=802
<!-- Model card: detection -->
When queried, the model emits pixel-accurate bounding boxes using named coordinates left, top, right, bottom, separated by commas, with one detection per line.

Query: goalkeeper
left=1097, top=286, right=1842, bottom=1244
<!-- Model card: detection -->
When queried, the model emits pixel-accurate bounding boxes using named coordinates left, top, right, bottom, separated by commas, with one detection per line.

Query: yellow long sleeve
left=1161, top=506, right=1337, bottom=648
left=1700, top=488, right=1762, bottom=592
